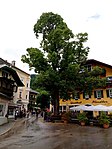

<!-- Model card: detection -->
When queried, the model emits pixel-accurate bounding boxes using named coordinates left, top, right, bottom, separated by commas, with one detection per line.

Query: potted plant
left=77, top=112, right=88, bottom=126
left=61, top=112, right=71, bottom=123
left=98, top=112, right=110, bottom=129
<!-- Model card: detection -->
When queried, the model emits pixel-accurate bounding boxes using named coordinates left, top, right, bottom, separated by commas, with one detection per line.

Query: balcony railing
left=0, top=77, right=16, bottom=98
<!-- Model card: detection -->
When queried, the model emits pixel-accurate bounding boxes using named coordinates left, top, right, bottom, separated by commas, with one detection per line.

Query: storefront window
left=0, top=104, right=4, bottom=116
left=63, top=106, right=66, bottom=111
left=59, top=106, right=62, bottom=112
left=8, top=108, right=14, bottom=115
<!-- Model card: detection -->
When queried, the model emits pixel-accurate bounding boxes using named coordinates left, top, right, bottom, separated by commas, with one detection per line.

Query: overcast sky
left=0, top=0, right=112, bottom=74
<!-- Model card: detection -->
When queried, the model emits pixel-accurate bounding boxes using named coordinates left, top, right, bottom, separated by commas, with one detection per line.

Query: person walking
left=15, top=109, right=18, bottom=120
left=36, top=110, right=39, bottom=119
left=26, top=111, right=30, bottom=118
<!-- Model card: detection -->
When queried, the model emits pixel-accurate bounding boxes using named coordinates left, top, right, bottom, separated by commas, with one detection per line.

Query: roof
left=0, top=65, right=24, bottom=87
left=30, top=89, right=39, bottom=94
left=86, top=59, right=112, bottom=69
left=0, top=57, right=30, bottom=75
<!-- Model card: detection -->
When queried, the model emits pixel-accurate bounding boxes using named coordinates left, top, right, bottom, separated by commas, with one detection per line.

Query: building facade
left=28, top=89, right=38, bottom=112
left=0, top=64, right=24, bottom=125
left=0, top=58, right=31, bottom=114
left=59, top=59, right=112, bottom=116
left=12, top=66, right=30, bottom=111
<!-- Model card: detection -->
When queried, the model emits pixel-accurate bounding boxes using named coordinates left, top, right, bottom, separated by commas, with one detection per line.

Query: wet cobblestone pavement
left=0, top=118, right=112, bottom=149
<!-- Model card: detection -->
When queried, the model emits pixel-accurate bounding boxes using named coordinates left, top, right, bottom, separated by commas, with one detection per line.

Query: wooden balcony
left=0, top=77, right=16, bottom=98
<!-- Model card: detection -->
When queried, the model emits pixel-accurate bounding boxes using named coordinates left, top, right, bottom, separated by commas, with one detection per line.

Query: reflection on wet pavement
left=0, top=118, right=112, bottom=149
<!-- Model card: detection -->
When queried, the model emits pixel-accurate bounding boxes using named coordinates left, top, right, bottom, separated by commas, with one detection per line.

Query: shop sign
left=70, top=101, right=82, bottom=104
left=92, top=100, right=108, bottom=103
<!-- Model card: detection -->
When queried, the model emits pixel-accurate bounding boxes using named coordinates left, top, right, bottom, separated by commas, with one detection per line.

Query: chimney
left=12, top=60, right=16, bottom=66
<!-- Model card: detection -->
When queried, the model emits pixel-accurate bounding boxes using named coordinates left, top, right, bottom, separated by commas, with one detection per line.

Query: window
left=8, top=108, right=13, bottom=115
left=63, top=106, right=66, bottom=111
left=26, top=95, right=27, bottom=99
left=85, top=94, right=89, bottom=99
left=73, top=92, right=80, bottom=100
left=107, top=76, right=112, bottom=81
left=59, top=106, right=62, bottom=112
left=106, top=76, right=112, bottom=83
left=94, top=90, right=103, bottom=99
left=26, top=80, right=30, bottom=88
left=83, top=92, right=91, bottom=100
left=19, top=92, right=22, bottom=98
left=97, top=90, right=102, bottom=98
left=85, top=64, right=92, bottom=72
left=26, top=83, right=29, bottom=88
left=0, top=104, right=4, bottom=116
left=106, top=89, right=112, bottom=98
left=2, top=71, right=8, bottom=78
left=101, top=68, right=106, bottom=77
left=109, top=89, right=112, bottom=97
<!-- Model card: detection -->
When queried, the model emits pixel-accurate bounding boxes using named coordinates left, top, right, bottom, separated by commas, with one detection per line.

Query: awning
left=8, top=101, right=18, bottom=108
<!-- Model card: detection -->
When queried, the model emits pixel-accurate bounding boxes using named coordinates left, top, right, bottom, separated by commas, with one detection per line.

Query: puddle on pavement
left=22, top=135, right=34, bottom=138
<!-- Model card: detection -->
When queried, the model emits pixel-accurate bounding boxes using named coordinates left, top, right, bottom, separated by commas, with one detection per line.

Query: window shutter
left=83, top=92, right=85, bottom=99
left=72, top=93, right=74, bottom=99
left=106, top=90, right=109, bottom=98
left=78, top=93, right=80, bottom=99
left=94, top=91, right=97, bottom=98
left=101, top=90, right=103, bottom=98
left=89, top=94, right=91, bottom=98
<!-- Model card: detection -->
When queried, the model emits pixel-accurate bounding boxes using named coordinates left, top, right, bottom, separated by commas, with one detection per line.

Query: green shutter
left=83, top=92, right=85, bottom=99
left=101, top=90, right=103, bottom=98
left=78, top=93, right=80, bottom=99
left=106, top=90, right=109, bottom=98
left=94, top=91, right=97, bottom=98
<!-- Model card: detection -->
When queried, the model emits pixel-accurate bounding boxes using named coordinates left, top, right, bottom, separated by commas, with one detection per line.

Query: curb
left=0, top=119, right=26, bottom=140
left=0, top=117, right=36, bottom=140
left=0, top=122, right=15, bottom=137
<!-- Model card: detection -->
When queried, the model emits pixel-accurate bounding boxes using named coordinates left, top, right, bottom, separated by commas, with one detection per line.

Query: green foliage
left=21, top=12, right=106, bottom=115
left=21, top=48, right=48, bottom=73
left=98, top=112, right=110, bottom=125
left=75, top=66, right=106, bottom=95
left=77, top=112, right=88, bottom=123
left=46, top=111, right=52, bottom=116
left=36, top=89, right=50, bottom=110
left=108, top=113, right=112, bottom=119
left=30, top=74, right=37, bottom=90
left=61, top=111, right=72, bottom=122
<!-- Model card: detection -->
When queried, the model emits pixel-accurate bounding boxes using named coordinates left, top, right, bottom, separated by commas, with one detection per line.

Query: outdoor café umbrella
left=70, top=105, right=110, bottom=112
left=107, top=106, right=112, bottom=112
left=93, top=105, right=109, bottom=111
left=84, top=105, right=96, bottom=111
left=70, top=105, right=89, bottom=111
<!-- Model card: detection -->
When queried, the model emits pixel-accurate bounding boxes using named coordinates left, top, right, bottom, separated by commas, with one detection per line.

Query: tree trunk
left=53, top=90, right=59, bottom=116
